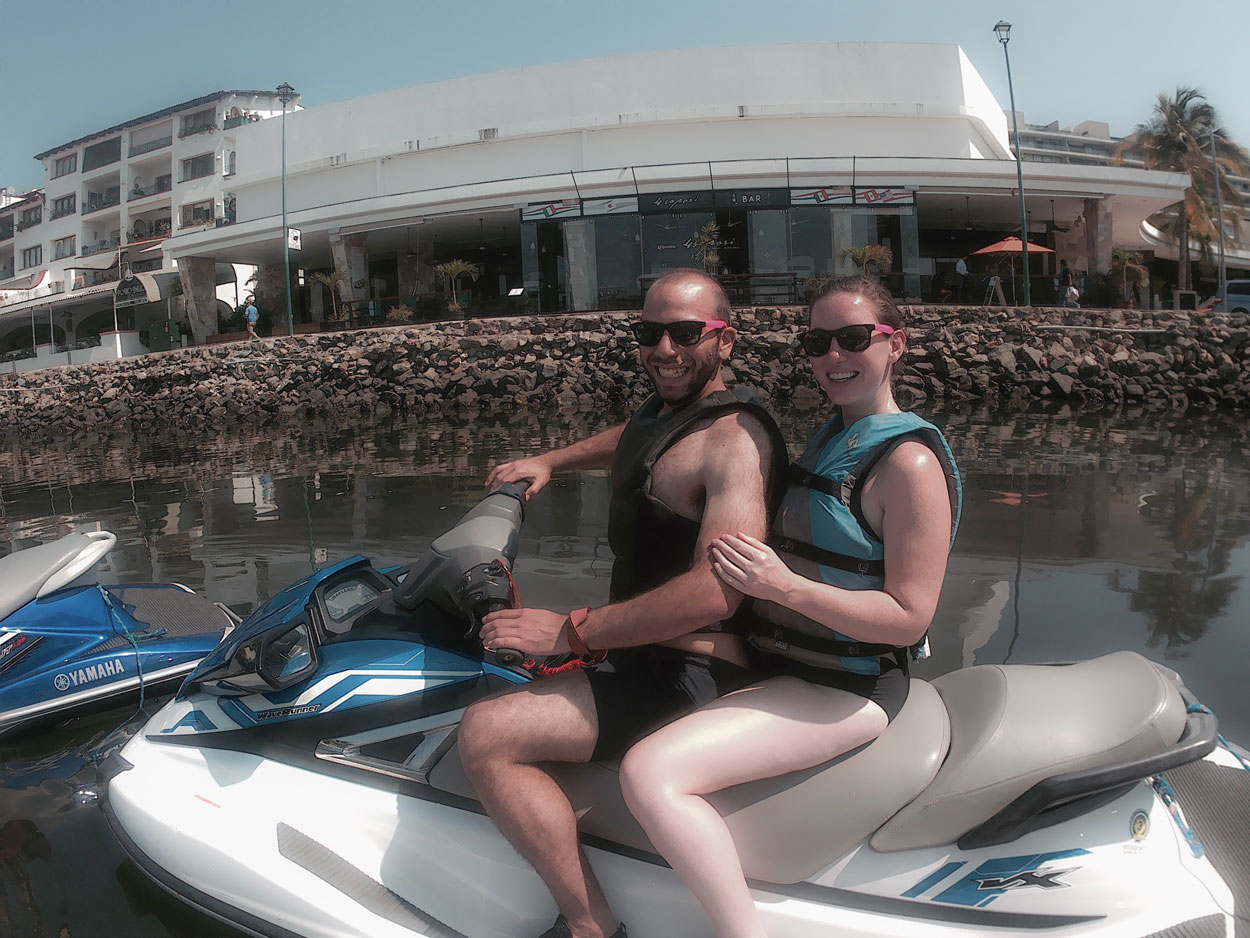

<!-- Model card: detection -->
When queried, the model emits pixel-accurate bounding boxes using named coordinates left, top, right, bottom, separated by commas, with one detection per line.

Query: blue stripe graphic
left=902, top=861, right=964, bottom=898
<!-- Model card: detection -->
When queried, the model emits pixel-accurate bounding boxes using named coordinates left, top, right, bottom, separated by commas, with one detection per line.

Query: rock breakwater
left=1, top=305, right=1246, bottom=438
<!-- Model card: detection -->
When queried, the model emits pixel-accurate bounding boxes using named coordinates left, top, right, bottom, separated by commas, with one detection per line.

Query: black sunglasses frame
left=796, top=324, right=894, bottom=356
left=630, top=320, right=726, bottom=347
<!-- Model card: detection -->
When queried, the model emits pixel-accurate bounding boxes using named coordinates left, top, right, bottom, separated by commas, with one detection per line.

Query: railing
left=0, top=227, right=12, bottom=241
left=53, top=246, right=76, bottom=261
left=127, top=181, right=172, bottom=201
left=179, top=214, right=215, bottom=229
left=83, top=192, right=121, bottom=214
left=16, top=216, right=41, bottom=231
left=178, top=123, right=217, bottom=138
left=50, top=204, right=77, bottom=219
left=127, top=220, right=172, bottom=243
left=0, top=267, right=13, bottom=280
left=81, top=238, right=121, bottom=257
left=129, top=136, right=172, bottom=157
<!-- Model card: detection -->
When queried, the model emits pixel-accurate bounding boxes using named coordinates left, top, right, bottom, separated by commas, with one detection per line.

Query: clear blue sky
left=2, top=0, right=1247, bottom=192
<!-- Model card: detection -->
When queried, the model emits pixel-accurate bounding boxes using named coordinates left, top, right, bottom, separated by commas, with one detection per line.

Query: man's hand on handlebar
left=485, top=456, right=553, bottom=500
left=481, top=607, right=570, bottom=656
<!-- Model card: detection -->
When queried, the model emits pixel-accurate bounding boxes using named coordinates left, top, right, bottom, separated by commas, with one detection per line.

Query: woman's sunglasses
left=630, top=319, right=727, bottom=347
left=796, top=324, right=896, bottom=356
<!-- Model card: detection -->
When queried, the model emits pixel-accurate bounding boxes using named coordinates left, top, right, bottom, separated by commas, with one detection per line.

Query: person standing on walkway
left=244, top=295, right=260, bottom=339
left=954, top=256, right=968, bottom=301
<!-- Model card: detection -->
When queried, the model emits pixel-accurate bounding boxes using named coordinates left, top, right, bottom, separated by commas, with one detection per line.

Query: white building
left=164, top=43, right=1193, bottom=327
left=0, top=90, right=295, bottom=372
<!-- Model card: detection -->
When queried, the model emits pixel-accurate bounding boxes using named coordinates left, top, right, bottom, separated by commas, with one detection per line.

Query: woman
left=617, top=275, right=961, bottom=938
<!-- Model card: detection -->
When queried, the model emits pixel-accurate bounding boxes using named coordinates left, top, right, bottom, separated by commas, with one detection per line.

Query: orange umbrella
left=971, top=236, right=1055, bottom=255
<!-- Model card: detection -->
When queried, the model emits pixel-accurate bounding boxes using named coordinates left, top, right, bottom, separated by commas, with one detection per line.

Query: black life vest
left=608, top=386, right=787, bottom=633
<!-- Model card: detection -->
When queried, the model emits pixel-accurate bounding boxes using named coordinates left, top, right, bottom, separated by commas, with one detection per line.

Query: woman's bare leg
left=618, top=677, right=888, bottom=938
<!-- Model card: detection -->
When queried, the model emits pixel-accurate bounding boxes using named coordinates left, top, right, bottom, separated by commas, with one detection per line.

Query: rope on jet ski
left=1151, top=773, right=1205, bottom=859
left=487, top=559, right=600, bottom=678
left=91, top=585, right=151, bottom=752
left=1187, top=703, right=1250, bottom=773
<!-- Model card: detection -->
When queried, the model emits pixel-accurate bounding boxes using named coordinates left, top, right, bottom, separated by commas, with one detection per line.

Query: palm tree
left=1110, top=248, right=1150, bottom=306
left=310, top=269, right=351, bottom=321
left=432, top=260, right=480, bottom=313
left=692, top=220, right=721, bottom=273
left=1113, top=87, right=1250, bottom=291
left=840, top=244, right=894, bottom=277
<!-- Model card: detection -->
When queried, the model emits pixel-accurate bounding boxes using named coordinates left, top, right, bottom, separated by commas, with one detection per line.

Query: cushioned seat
left=870, top=651, right=1186, bottom=852
left=429, top=678, right=950, bottom=884
left=0, top=534, right=95, bottom=622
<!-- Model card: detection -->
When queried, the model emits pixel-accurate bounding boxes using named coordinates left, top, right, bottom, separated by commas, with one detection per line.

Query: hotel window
left=180, top=108, right=216, bottom=135
left=52, top=194, right=76, bottom=218
left=53, top=235, right=76, bottom=259
left=181, top=153, right=214, bottom=181
left=21, top=245, right=42, bottom=268
left=53, top=154, right=77, bottom=178
left=180, top=200, right=214, bottom=226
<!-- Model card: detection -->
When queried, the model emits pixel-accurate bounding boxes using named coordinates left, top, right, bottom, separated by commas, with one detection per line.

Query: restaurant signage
left=113, top=272, right=149, bottom=309
left=520, top=202, right=581, bottom=221
left=713, top=189, right=790, bottom=209
left=640, top=191, right=715, bottom=214
left=854, top=187, right=914, bottom=205
left=582, top=196, right=638, bottom=215
left=791, top=187, right=854, bottom=206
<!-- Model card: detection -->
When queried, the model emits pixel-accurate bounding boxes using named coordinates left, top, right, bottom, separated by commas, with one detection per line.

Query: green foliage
left=433, top=260, right=480, bottom=312
left=840, top=244, right=894, bottom=276
left=311, top=269, right=351, bottom=318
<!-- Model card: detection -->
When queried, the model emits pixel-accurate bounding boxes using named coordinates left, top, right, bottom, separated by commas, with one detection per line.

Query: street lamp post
left=1211, top=127, right=1228, bottom=301
left=277, top=82, right=297, bottom=336
left=995, top=21, right=1031, bottom=307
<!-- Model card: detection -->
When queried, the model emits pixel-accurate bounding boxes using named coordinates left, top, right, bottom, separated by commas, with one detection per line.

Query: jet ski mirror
left=259, top=622, right=317, bottom=689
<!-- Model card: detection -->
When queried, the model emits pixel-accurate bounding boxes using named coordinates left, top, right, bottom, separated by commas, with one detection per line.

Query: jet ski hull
left=105, top=722, right=1240, bottom=938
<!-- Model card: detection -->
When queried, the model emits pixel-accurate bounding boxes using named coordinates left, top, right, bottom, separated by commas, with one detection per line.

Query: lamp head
left=276, top=82, right=297, bottom=104
left=994, top=21, right=1012, bottom=43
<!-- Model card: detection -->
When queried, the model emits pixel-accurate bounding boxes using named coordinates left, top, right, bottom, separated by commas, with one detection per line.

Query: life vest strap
left=769, top=534, right=885, bottom=578
left=747, top=631, right=904, bottom=665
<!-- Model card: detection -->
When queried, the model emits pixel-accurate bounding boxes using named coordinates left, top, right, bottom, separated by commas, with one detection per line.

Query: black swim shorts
left=586, top=645, right=760, bottom=762
left=753, top=652, right=911, bottom=723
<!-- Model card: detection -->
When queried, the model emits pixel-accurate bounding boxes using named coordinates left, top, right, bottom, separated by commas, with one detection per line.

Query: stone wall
left=1, top=305, right=1246, bottom=438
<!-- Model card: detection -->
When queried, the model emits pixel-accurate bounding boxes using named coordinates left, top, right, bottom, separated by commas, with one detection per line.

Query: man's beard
left=651, top=350, right=721, bottom=408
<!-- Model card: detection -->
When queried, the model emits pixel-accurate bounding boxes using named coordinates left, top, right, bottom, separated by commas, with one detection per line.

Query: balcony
left=83, top=190, right=121, bottom=215
left=53, top=245, right=77, bottom=261
left=50, top=203, right=77, bottom=220
left=127, top=179, right=172, bottom=201
left=178, top=122, right=218, bottom=139
left=81, top=237, right=121, bottom=258
left=0, top=267, right=13, bottom=281
left=16, top=215, right=41, bottom=231
left=127, top=217, right=172, bottom=242
left=129, top=135, right=172, bottom=157
left=0, top=225, right=12, bottom=242
left=74, top=269, right=120, bottom=288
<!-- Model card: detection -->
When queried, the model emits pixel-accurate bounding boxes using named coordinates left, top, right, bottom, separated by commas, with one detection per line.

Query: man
left=954, top=255, right=968, bottom=301
left=460, top=268, right=784, bottom=938
left=244, top=295, right=260, bottom=339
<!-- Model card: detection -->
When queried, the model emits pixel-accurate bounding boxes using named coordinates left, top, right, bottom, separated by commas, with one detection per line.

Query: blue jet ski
left=0, top=530, right=237, bottom=737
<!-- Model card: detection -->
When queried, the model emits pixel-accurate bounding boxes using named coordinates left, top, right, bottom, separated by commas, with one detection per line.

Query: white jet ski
left=102, top=483, right=1249, bottom=938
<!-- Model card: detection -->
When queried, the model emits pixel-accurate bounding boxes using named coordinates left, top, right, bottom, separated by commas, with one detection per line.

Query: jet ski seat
left=870, top=651, right=1187, bottom=852
left=0, top=533, right=101, bottom=623
left=429, top=678, right=951, bottom=884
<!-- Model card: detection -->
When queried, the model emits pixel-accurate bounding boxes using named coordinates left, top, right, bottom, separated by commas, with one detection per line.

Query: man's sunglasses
left=630, top=319, right=728, bottom=347
left=796, top=324, right=896, bottom=356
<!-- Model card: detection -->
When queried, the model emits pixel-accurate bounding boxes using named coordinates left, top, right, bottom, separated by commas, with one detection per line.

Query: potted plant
left=433, top=260, right=480, bottom=313
left=840, top=244, right=894, bottom=277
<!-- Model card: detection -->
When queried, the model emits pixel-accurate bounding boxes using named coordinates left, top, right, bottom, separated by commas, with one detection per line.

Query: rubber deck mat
left=1141, top=913, right=1227, bottom=938
left=105, top=586, right=228, bottom=637
left=1166, top=757, right=1250, bottom=938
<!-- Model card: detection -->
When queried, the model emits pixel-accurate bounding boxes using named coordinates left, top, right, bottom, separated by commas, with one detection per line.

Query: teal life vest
left=748, top=411, right=962, bottom=675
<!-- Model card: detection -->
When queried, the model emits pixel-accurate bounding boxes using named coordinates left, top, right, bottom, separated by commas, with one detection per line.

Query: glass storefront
left=519, top=189, right=920, bottom=312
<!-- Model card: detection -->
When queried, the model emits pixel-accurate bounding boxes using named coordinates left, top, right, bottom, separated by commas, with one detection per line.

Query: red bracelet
left=564, top=607, right=605, bottom=663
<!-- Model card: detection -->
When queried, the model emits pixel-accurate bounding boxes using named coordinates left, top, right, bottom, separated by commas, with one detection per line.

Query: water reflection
left=1, top=401, right=1249, bottom=937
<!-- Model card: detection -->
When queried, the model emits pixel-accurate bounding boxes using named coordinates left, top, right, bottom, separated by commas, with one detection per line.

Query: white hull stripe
left=0, top=662, right=198, bottom=729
